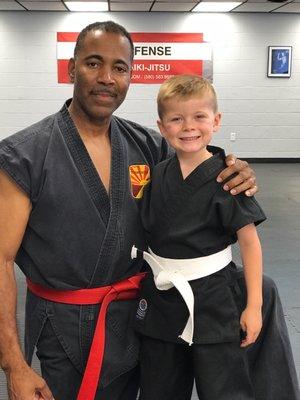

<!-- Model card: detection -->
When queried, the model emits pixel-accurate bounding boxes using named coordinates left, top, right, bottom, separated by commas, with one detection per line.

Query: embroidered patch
left=129, top=165, right=150, bottom=199
left=136, top=298, right=148, bottom=320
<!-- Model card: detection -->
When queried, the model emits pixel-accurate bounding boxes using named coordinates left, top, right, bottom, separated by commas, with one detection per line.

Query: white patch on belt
left=136, top=298, right=147, bottom=320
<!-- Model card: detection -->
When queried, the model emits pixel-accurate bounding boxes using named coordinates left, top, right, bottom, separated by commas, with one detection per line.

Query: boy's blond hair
left=157, top=74, right=218, bottom=119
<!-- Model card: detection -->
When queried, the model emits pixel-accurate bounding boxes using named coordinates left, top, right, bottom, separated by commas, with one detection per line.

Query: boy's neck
left=177, top=148, right=213, bottom=180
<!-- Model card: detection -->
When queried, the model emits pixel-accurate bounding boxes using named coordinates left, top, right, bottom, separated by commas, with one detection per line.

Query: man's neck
left=68, top=101, right=111, bottom=138
left=67, top=101, right=112, bottom=192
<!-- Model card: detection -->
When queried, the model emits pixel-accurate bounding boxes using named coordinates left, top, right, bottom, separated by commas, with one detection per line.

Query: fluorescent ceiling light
left=192, top=2, right=242, bottom=12
left=65, top=1, right=108, bottom=11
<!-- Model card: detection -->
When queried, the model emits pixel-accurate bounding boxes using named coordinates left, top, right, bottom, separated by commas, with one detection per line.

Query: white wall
left=0, top=11, right=300, bottom=158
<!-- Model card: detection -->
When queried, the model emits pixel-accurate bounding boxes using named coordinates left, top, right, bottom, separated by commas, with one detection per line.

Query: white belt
left=131, top=245, right=232, bottom=345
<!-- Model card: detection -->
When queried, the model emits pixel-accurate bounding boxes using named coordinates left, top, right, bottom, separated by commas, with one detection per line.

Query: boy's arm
left=0, top=171, right=53, bottom=400
left=237, top=223, right=263, bottom=347
left=217, top=155, right=257, bottom=197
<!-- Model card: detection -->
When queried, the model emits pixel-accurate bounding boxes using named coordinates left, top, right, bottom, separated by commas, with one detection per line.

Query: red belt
left=27, top=273, right=145, bottom=400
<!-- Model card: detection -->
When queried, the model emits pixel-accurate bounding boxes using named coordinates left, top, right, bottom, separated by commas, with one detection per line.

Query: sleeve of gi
left=0, top=118, right=52, bottom=201
left=217, top=192, right=266, bottom=235
left=0, top=135, right=32, bottom=196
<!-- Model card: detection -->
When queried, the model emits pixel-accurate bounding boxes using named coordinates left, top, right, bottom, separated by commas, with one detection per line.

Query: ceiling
left=0, top=0, right=300, bottom=13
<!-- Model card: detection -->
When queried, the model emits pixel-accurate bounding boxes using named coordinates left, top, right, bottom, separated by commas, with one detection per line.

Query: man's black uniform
left=0, top=100, right=169, bottom=399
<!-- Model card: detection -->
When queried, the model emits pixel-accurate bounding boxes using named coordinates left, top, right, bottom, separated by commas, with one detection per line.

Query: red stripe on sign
left=57, top=32, right=79, bottom=42
left=130, top=33, right=203, bottom=43
left=131, top=60, right=203, bottom=84
left=57, top=60, right=70, bottom=83
left=57, top=32, right=203, bottom=43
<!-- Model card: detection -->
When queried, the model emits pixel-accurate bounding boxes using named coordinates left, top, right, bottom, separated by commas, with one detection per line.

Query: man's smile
left=91, top=89, right=117, bottom=98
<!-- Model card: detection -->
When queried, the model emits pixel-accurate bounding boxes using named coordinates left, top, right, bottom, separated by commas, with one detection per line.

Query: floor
left=0, top=163, right=299, bottom=399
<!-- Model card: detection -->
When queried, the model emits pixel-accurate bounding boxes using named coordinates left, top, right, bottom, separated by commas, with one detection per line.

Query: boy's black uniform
left=135, top=149, right=300, bottom=400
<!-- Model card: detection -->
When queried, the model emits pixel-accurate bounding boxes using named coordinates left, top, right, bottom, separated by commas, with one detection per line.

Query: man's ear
left=68, top=58, right=75, bottom=83
left=213, top=112, right=222, bottom=132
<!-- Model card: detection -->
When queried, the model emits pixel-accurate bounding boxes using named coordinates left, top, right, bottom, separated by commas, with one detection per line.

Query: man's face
left=68, top=30, right=132, bottom=122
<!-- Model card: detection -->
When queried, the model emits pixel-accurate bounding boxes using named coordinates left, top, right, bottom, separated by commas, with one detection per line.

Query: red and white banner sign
left=56, top=32, right=212, bottom=84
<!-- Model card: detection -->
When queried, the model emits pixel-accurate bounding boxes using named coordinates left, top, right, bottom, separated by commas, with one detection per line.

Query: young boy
left=132, top=75, right=272, bottom=399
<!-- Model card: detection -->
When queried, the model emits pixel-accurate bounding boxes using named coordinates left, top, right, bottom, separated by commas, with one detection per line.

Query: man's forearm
left=0, top=260, right=26, bottom=372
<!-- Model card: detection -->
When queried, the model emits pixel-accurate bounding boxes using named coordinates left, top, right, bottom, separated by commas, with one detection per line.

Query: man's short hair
left=157, top=74, right=218, bottom=119
left=74, top=20, right=134, bottom=60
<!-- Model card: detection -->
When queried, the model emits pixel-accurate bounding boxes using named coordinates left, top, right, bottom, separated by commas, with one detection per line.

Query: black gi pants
left=36, top=319, right=140, bottom=400
left=31, top=274, right=299, bottom=400
left=139, top=336, right=254, bottom=400
left=138, top=271, right=300, bottom=400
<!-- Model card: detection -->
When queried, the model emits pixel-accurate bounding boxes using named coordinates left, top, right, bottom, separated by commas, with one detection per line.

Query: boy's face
left=157, top=95, right=221, bottom=158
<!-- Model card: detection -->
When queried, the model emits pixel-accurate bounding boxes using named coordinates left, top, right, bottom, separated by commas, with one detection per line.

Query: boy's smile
left=180, top=136, right=201, bottom=141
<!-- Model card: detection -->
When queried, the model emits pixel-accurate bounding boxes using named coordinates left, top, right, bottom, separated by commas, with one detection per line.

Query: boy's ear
left=157, top=119, right=165, bottom=136
left=213, top=112, right=222, bottom=132
left=68, top=58, right=76, bottom=83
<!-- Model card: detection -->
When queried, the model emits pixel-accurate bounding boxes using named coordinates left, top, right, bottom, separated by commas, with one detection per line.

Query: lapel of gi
left=58, top=104, right=111, bottom=226
left=58, top=107, right=127, bottom=285
left=87, top=117, right=127, bottom=285
left=159, top=153, right=225, bottom=227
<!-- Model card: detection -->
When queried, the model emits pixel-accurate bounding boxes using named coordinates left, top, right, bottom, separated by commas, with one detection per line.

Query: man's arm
left=0, top=171, right=53, bottom=400
left=217, top=155, right=258, bottom=197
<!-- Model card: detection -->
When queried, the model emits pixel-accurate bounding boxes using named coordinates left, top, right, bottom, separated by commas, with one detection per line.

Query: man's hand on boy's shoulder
left=216, top=154, right=258, bottom=197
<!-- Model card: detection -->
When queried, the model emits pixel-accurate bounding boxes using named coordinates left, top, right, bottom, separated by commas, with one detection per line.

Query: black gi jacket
left=0, top=100, right=169, bottom=387
left=135, top=151, right=266, bottom=344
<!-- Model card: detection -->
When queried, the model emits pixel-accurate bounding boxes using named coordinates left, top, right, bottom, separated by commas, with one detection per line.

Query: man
left=0, top=21, right=297, bottom=400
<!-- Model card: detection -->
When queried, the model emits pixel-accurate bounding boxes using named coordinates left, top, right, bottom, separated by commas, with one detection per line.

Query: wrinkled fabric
left=136, top=152, right=266, bottom=343
left=140, top=335, right=254, bottom=400
left=0, top=100, right=169, bottom=389
left=136, top=152, right=299, bottom=399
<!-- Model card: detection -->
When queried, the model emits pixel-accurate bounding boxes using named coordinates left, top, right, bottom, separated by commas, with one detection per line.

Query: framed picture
left=267, top=46, right=292, bottom=78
